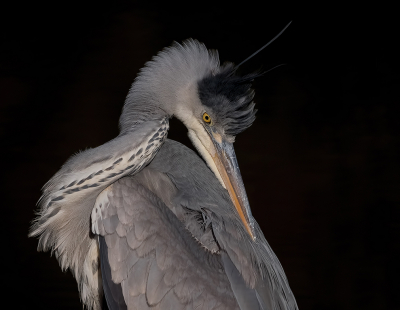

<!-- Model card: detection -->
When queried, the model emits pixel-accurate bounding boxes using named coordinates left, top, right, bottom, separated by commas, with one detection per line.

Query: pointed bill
left=205, top=127, right=256, bottom=240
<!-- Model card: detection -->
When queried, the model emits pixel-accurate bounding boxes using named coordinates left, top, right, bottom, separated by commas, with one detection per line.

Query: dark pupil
left=205, top=116, right=209, bottom=120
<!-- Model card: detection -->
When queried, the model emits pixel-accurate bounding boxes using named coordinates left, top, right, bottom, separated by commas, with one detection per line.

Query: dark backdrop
left=1, top=2, right=398, bottom=309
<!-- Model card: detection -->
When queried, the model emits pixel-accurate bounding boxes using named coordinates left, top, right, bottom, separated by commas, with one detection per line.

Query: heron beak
left=205, top=127, right=256, bottom=240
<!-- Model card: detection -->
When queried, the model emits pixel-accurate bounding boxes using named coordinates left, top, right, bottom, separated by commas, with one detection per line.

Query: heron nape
left=30, top=39, right=298, bottom=310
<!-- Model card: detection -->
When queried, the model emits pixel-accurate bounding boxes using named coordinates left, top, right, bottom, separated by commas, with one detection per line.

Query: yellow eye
left=202, top=112, right=211, bottom=123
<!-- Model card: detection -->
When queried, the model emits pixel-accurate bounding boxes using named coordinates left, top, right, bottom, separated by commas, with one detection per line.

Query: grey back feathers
left=149, top=140, right=298, bottom=310
left=92, top=154, right=239, bottom=309
left=93, top=139, right=297, bottom=309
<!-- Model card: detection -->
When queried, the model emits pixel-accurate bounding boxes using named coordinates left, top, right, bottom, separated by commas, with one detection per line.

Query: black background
left=1, top=2, right=399, bottom=309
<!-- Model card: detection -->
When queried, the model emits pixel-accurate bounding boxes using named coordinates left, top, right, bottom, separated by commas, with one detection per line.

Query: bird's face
left=176, top=64, right=258, bottom=239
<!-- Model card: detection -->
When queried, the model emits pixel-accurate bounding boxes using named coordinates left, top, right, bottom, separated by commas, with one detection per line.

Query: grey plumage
left=99, top=236, right=127, bottom=310
left=30, top=39, right=298, bottom=310
left=93, top=160, right=238, bottom=309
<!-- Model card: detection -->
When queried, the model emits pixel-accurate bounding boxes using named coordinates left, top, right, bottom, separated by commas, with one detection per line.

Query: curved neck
left=119, top=103, right=168, bottom=135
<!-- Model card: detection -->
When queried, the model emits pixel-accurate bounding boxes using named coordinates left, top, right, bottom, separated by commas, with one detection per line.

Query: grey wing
left=221, top=252, right=263, bottom=310
left=147, top=139, right=298, bottom=310
left=216, top=224, right=298, bottom=310
left=91, top=177, right=239, bottom=310
left=99, top=235, right=127, bottom=310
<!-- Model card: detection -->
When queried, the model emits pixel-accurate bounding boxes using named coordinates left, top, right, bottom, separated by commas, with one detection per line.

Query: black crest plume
left=236, top=21, right=292, bottom=68
left=197, top=21, right=292, bottom=137
left=198, top=64, right=260, bottom=136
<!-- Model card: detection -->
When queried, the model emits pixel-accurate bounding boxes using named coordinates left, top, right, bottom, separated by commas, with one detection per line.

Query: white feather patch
left=187, top=128, right=225, bottom=189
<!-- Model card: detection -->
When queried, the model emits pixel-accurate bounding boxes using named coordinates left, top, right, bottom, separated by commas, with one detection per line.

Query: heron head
left=174, top=62, right=259, bottom=240
left=123, top=39, right=263, bottom=239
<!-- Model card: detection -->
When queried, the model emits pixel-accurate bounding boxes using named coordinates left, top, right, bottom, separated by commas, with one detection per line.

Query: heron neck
left=118, top=102, right=169, bottom=135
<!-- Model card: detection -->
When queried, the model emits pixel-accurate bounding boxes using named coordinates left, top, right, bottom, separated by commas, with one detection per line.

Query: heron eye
left=202, top=113, right=211, bottom=123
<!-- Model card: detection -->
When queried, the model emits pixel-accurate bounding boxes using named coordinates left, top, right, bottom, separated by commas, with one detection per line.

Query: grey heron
left=30, top=38, right=298, bottom=310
